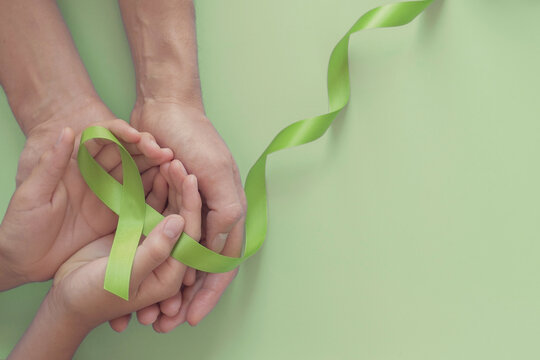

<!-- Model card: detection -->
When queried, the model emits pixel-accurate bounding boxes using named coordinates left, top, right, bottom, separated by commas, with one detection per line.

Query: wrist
left=7, top=291, right=92, bottom=360
left=6, top=74, right=102, bottom=136
left=130, top=97, right=207, bottom=132
left=20, top=94, right=106, bottom=137
left=119, top=0, right=203, bottom=109
left=43, top=288, right=95, bottom=335
left=137, top=73, right=204, bottom=110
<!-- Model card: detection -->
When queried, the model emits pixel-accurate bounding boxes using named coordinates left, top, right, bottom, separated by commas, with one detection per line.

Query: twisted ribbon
left=78, top=0, right=434, bottom=299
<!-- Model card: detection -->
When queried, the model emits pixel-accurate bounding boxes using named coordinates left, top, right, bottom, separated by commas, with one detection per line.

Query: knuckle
left=209, top=152, right=233, bottom=172
left=146, top=241, right=169, bottom=265
left=238, top=190, right=247, bottom=210
left=158, top=276, right=181, bottom=298
left=111, top=118, right=125, bottom=127
left=220, top=202, right=245, bottom=224
left=141, top=132, right=155, bottom=141
left=39, top=150, right=52, bottom=164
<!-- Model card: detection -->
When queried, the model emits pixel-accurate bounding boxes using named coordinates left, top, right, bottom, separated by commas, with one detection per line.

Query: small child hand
left=6, top=214, right=188, bottom=360
left=49, top=214, right=187, bottom=330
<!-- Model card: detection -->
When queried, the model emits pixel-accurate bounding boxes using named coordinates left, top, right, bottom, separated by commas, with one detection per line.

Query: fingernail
left=56, top=128, right=65, bottom=145
left=163, top=217, right=183, bottom=239
left=213, top=233, right=228, bottom=250
left=188, top=174, right=197, bottom=187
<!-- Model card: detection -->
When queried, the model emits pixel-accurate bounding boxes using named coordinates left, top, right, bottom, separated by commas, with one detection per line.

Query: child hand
left=7, top=214, right=188, bottom=360
left=0, top=120, right=173, bottom=290
left=108, top=159, right=203, bottom=332
left=48, top=214, right=187, bottom=329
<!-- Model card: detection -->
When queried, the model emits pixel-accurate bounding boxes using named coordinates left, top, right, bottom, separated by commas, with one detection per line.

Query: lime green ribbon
left=77, top=0, right=434, bottom=299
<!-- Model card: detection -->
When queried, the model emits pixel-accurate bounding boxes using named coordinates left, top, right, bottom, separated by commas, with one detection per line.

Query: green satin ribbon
left=78, top=0, right=434, bottom=299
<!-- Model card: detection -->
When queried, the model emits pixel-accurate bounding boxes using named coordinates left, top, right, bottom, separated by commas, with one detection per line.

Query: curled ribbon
left=77, top=0, right=434, bottom=299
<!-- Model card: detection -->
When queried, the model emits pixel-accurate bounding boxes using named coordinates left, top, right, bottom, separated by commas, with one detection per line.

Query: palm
left=29, top=159, right=124, bottom=281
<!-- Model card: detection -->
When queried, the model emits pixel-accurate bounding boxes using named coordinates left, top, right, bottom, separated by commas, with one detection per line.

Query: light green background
left=1, top=0, right=540, bottom=359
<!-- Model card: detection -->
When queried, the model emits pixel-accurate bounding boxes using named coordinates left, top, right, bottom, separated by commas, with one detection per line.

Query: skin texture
left=5, top=131, right=203, bottom=359
left=118, top=0, right=247, bottom=329
left=0, top=0, right=122, bottom=187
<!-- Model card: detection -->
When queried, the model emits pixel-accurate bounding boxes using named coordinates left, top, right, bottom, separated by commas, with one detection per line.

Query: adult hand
left=0, top=119, right=173, bottom=289
left=130, top=99, right=246, bottom=328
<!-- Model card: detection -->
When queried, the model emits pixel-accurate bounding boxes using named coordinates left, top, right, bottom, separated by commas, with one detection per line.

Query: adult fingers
left=185, top=160, right=246, bottom=325
left=136, top=304, right=161, bottom=325
left=109, top=313, right=132, bottom=333
left=122, top=132, right=174, bottom=172
left=181, top=154, right=246, bottom=325
left=158, top=292, right=183, bottom=318
left=185, top=214, right=244, bottom=325
left=154, top=274, right=204, bottom=333
left=107, top=133, right=173, bottom=181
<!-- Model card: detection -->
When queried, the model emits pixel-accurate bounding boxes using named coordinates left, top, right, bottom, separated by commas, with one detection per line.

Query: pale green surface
left=1, top=0, right=540, bottom=359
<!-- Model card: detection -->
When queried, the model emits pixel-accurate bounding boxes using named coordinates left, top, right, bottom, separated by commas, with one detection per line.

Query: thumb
left=18, top=128, right=75, bottom=203
left=130, top=215, right=185, bottom=288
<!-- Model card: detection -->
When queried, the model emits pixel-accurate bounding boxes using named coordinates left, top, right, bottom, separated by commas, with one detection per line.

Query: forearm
left=7, top=293, right=91, bottom=360
left=0, top=0, right=100, bottom=135
left=118, top=0, right=203, bottom=108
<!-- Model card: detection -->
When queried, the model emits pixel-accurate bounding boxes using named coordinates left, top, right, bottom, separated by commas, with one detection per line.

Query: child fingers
left=177, top=174, right=202, bottom=286
left=183, top=268, right=197, bottom=286
left=168, top=159, right=189, bottom=213
left=109, top=314, right=132, bottom=333
left=158, top=292, right=183, bottom=317
left=19, top=128, right=75, bottom=203
left=141, top=167, right=159, bottom=197
left=160, top=162, right=178, bottom=215
left=179, top=175, right=202, bottom=240
left=146, top=173, right=169, bottom=213
left=136, top=304, right=161, bottom=326
left=131, top=215, right=184, bottom=288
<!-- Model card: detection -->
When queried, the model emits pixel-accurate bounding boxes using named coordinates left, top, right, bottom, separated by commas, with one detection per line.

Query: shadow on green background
left=2, top=0, right=540, bottom=359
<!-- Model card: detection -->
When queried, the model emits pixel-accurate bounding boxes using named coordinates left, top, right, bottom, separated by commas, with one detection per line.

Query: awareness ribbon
left=77, top=0, right=434, bottom=299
